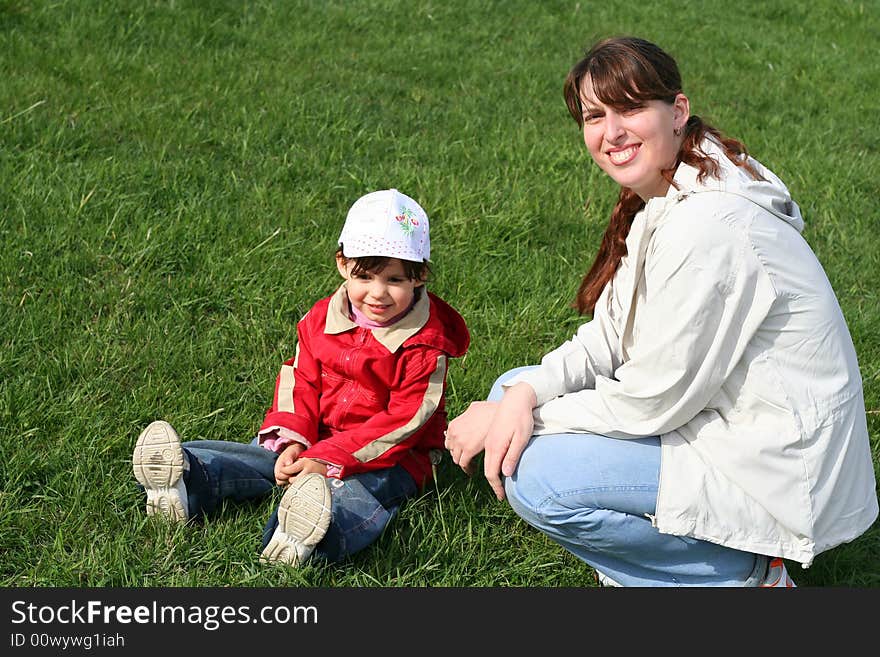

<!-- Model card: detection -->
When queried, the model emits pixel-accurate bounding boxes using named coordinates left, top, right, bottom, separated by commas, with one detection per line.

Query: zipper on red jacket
left=328, top=329, right=367, bottom=427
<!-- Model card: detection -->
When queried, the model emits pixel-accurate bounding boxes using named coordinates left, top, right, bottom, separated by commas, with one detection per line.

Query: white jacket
left=509, top=139, right=878, bottom=566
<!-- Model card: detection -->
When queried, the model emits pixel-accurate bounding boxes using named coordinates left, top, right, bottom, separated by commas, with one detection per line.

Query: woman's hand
left=274, top=443, right=306, bottom=486
left=482, top=382, right=537, bottom=501
left=445, top=400, right=500, bottom=475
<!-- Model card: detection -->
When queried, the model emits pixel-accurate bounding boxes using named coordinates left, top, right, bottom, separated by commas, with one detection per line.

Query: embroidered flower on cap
left=395, top=207, right=419, bottom=235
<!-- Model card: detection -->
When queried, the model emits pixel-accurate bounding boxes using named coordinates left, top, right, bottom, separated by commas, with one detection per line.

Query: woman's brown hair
left=563, top=36, right=761, bottom=315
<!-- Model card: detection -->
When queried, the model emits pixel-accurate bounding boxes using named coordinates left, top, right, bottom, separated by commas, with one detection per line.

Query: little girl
left=133, top=189, right=470, bottom=566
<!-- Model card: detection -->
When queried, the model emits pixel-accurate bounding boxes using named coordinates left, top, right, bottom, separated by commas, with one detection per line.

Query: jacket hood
left=669, top=137, right=804, bottom=233
left=409, top=291, right=470, bottom=357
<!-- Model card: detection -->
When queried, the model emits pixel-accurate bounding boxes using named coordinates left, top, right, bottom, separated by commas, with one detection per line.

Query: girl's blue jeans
left=494, top=367, right=763, bottom=586
left=180, top=438, right=417, bottom=563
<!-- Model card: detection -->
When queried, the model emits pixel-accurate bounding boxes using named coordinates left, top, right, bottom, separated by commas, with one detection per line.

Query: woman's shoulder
left=657, top=191, right=751, bottom=241
left=671, top=185, right=754, bottom=213
left=647, top=193, right=763, bottom=279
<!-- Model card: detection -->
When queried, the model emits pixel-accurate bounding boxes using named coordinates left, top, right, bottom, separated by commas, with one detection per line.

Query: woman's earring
left=674, top=126, right=683, bottom=137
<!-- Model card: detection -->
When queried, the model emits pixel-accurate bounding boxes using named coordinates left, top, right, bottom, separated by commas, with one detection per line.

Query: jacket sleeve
left=300, top=348, right=448, bottom=477
left=505, top=281, right=623, bottom=405
left=525, top=211, right=777, bottom=438
left=258, top=313, right=322, bottom=449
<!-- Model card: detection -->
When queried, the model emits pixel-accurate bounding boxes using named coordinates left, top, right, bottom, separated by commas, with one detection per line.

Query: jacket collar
left=324, top=283, right=431, bottom=353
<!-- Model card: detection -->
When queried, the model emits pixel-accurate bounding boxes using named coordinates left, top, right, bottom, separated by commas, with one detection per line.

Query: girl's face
left=579, top=75, right=689, bottom=200
left=336, top=256, right=423, bottom=323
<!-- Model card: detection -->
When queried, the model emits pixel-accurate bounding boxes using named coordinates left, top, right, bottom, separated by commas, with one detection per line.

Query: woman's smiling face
left=579, top=75, right=689, bottom=200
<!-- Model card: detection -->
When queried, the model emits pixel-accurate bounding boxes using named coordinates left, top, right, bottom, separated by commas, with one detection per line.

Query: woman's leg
left=260, top=464, right=418, bottom=563
left=492, top=368, right=762, bottom=587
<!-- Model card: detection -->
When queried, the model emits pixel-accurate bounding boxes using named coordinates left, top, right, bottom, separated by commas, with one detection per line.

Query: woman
left=445, top=36, right=878, bottom=586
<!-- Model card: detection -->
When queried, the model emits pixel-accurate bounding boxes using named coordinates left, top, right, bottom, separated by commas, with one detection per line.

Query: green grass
left=1, top=0, right=877, bottom=587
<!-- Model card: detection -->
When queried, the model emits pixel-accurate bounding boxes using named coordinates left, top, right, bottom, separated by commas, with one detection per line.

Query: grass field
left=1, top=0, right=878, bottom=587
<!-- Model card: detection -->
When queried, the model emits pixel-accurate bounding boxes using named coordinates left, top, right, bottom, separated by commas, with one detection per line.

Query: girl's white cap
left=338, top=189, right=430, bottom=262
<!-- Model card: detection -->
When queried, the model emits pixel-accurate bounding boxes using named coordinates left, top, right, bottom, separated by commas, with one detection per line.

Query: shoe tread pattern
left=132, top=420, right=187, bottom=521
left=261, top=473, right=332, bottom=565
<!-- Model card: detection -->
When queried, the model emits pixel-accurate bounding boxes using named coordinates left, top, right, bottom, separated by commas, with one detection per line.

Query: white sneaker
left=260, top=473, right=332, bottom=566
left=760, top=558, right=797, bottom=587
left=595, top=571, right=623, bottom=587
left=132, top=420, right=189, bottom=522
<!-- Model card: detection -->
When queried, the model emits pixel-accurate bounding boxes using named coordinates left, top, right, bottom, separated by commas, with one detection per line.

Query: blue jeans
left=494, top=367, right=763, bottom=587
left=180, top=438, right=418, bottom=563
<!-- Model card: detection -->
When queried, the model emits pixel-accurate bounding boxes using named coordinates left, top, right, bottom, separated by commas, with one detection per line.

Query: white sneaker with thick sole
left=760, top=558, right=797, bottom=587
left=260, top=473, right=332, bottom=566
left=132, top=420, right=189, bottom=522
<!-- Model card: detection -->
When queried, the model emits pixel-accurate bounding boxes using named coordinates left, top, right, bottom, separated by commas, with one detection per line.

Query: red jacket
left=259, top=284, right=470, bottom=486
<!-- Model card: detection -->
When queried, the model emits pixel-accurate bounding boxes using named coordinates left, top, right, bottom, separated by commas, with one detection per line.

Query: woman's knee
left=503, top=460, right=556, bottom=528
left=504, top=474, right=534, bottom=521
left=505, top=465, right=610, bottom=547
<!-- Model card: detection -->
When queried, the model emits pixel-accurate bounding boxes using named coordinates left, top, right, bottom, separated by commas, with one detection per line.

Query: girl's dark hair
left=336, top=246, right=431, bottom=281
left=563, top=36, right=761, bottom=315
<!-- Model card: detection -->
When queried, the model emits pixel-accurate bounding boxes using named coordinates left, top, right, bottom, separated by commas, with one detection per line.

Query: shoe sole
left=260, top=473, right=332, bottom=566
left=132, top=420, right=188, bottom=522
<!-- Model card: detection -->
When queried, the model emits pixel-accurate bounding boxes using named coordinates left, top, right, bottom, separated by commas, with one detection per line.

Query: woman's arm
left=533, top=208, right=776, bottom=438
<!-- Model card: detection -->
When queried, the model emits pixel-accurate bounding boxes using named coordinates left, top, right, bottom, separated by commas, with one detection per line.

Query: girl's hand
left=287, top=457, right=329, bottom=479
left=274, top=443, right=306, bottom=486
